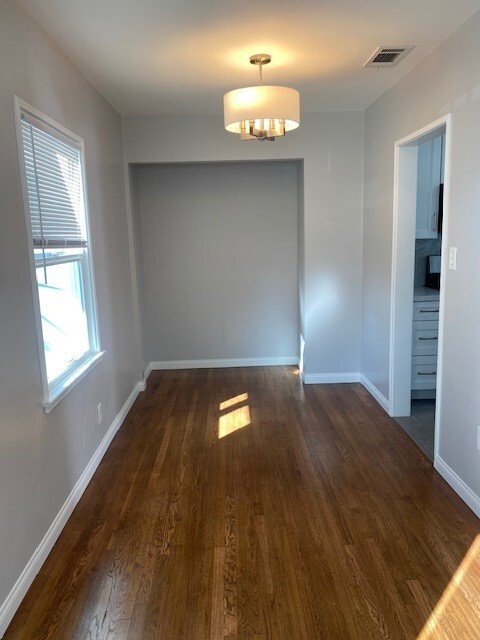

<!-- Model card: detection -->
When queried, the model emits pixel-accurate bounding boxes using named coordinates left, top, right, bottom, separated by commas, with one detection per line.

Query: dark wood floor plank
left=4, top=368, right=480, bottom=640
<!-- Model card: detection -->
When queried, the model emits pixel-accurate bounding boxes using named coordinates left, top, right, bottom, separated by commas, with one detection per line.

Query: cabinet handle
left=418, top=336, right=438, bottom=341
left=419, top=309, right=439, bottom=313
left=418, top=371, right=436, bottom=376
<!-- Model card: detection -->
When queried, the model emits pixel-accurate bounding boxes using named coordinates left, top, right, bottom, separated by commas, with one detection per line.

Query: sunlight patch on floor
left=219, top=392, right=249, bottom=411
left=218, top=405, right=251, bottom=439
left=416, top=534, right=480, bottom=639
left=218, top=392, right=251, bottom=438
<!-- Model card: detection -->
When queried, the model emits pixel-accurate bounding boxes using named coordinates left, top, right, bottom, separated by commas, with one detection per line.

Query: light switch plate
left=448, top=247, right=457, bottom=270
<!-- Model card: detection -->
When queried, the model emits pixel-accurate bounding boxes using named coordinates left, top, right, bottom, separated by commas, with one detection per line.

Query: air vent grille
left=364, top=45, right=414, bottom=68
left=372, top=50, right=403, bottom=63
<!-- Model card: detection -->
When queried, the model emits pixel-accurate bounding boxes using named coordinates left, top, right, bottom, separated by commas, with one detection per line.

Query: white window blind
left=21, top=114, right=87, bottom=247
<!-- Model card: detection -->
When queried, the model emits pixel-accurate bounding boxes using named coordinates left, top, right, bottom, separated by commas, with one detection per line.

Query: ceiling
left=16, top=0, right=480, bottom=116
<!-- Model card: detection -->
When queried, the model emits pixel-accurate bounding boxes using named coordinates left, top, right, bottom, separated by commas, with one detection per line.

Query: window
left=15, top=98, right=102, bottom=411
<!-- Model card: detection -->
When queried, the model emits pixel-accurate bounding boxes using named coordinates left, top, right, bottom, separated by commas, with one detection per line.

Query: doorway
left=389, top=115, right=451, bottom=460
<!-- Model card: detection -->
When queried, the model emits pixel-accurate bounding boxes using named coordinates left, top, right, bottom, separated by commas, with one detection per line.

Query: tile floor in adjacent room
left=395, top=399, right=436, bottom=460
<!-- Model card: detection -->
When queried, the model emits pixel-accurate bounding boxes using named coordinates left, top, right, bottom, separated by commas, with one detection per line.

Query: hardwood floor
left=5, top=367, right=480, bottom=639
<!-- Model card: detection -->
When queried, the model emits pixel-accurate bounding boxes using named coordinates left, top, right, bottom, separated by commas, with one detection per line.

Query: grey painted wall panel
left=133, top=162, right=299, bottom=361
left=123, top=112, right=365, bottom=376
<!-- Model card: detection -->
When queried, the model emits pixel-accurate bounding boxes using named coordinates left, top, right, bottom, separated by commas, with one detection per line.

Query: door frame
left=389, top=114, right=451, bottom=460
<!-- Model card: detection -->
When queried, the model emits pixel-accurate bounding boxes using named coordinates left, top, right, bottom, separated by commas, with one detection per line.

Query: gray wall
left=133, top=162, right=299, bottom=362
left=362, top=10, right=480, bottom=496
left=297, top=162, right=306, bottom=348
left=123, top=112, right=365, bottom=378
left=129, top=166, right=149, bottom=368
left=0, top=0, right=140, bottom=614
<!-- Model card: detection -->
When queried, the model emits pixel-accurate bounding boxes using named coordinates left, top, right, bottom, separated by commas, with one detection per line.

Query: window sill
left=43, top=351, right=105, bottom=413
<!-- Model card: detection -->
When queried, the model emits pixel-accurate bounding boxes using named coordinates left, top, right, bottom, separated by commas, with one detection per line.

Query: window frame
left=14, top=96, right=104, bottom=412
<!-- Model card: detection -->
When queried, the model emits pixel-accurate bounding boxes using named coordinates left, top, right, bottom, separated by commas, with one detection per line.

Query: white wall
left=0, top=0, right=141, bottom=625
left=362, top=10, right=480, bottom=501
left=133, top=162, right=299, bottom=362
left=123, top=112, right=365, bottom=378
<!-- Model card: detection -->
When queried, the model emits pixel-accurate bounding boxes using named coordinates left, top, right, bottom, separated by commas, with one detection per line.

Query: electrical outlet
left=477, top=426, right=480, bottom=451
left=96, top=403, right=103, bottom=425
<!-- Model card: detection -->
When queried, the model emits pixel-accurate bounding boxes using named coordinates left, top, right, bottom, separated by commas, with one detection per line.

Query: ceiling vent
left=364, top=45, right=414, bottom=68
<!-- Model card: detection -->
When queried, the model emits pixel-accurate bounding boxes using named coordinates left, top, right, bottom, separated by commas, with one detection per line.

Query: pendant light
left=223, top=54, right=300, bottom=141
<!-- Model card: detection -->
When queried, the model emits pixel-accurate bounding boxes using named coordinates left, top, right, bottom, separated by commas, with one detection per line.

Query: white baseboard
left=360, top=375, right=391, bottom=414
left=434, top=456, right=480, bottom=519
left=142, top=362, right=153, bottom=388
left=302, top=372, right=360, bottom=384
left=0, top=380, right=145, bottom=639
left=149, top=357, right=298, bottom=370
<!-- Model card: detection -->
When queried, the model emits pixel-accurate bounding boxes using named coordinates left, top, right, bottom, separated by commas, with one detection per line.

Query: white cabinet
left=411, top=356, right=437, bottom=390
left=411, top=296, right=439, bottom=391
left=412, top=299, right=440, bottom=322
left=415, top=136, right=443, bottom=239
left=412, top=320, right=439, bottom=356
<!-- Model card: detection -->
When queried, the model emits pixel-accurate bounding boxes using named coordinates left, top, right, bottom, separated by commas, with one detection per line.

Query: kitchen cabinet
left=415, top=136, right=443, bottom=239
left=411, top=289, right=439, bottom=391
